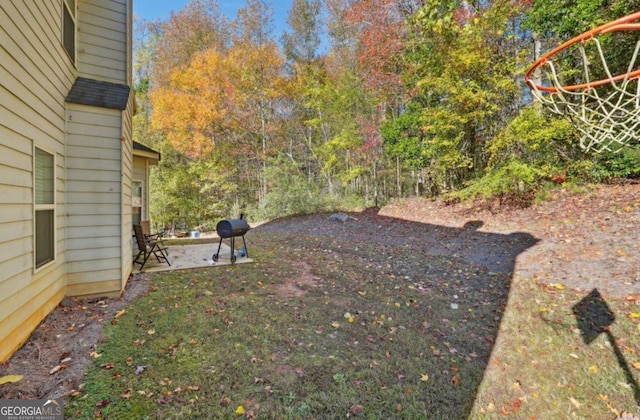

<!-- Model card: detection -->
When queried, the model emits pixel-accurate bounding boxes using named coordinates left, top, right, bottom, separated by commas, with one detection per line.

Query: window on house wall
left=132, top=181, right=143, bottom=226
left=63, top=0, right=76, bottom=63
left=35, top=147, right=55, bottom=269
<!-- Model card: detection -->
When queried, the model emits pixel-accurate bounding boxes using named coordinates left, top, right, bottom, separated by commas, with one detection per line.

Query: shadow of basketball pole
left=572, top=289, right=640, bottom=405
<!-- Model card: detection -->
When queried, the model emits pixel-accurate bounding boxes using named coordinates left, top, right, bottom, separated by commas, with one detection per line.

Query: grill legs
left=212, top=234, right=248, bottom=264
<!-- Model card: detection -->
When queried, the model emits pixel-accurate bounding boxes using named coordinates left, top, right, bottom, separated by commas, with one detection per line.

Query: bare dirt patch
left=271, top=261, right=317, bottom=298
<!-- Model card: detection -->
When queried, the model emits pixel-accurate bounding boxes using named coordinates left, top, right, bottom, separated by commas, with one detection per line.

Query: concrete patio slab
left=138, top=242, right=252, bottom=273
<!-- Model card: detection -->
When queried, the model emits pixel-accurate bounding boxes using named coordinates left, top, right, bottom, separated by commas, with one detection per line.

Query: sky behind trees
left=133, top=0, right=295, bottom=38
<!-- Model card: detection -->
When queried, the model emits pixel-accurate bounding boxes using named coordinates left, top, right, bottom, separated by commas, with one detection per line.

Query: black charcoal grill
left=212, top=217, right=250, bottom=263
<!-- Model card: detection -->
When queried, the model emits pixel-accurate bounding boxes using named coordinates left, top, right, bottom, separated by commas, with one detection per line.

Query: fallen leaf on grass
left=135, top=366, right=146, bottom=376
left=95, top=399, right=110, bottom=408
left=420, top=373, right=429, bottom=382
left=452, top=375, right=460, bottom=386
left=589, top=365, right=599, bottom=373
left=235, top=405, right=245, bottom=415
left=500, top=399, right=521, bottom=415
left=112, top=309, right=126, bottom=324
left=568, top=396, right=581, bottom=408
left=331, top=321, right=340, bottom=328
left=148, top=328, right=156, bottom=335
left=618, top=381, right=632, bottom=390
left=629, top=312, right=640, bottom=319
left=0, top=375, right=23, bottom=385
left=632, top=361, right=640, bottom=370
left=344, top=312, right=354, bottom=323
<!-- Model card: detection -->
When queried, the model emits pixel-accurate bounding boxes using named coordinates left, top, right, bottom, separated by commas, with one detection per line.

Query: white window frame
left=132, top=180, right=143, bottom=225
left=62, top=0, right=77, bottom=64
left=34, top=146, right=56, bottom=271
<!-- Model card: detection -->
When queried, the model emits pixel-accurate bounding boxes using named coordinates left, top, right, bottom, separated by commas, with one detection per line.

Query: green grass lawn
left=66, top=232, right=640, bottom=419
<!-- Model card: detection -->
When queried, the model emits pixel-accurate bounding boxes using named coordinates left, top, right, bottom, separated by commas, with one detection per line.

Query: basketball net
left=525, top=12, right=640, bottom=153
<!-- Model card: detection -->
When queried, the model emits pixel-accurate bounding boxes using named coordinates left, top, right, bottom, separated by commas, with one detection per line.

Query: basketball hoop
left=525, top=11, right=640, bottom=153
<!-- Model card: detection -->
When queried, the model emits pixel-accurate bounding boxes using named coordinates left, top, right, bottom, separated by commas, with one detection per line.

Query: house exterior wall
left=121, top=93, right=135, bottom=287
left=77, top=0, right=128, bottom=84
left=0, top=0, right=133, bottom=361
left=64, top=104, right=125, bottom=297
left=0, top=0, right=74, bottom=362
left=65, top=0, right=133, bottom=296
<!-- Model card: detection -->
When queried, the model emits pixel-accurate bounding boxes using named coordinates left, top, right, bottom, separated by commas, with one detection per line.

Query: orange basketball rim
left=525, top=11, right=640, bottom=93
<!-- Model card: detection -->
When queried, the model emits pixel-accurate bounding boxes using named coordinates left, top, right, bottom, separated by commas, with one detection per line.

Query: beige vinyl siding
left=65, top=104, right=124, bottom=296
left=78, top=0, right=127, bottom=84
left=121, top=92, right=135, bottom=285
left=0, top=2, right=75, bottom=110
left=0, top=1, right=72, bottom=361
left=1, top=0, right=132, bottom=361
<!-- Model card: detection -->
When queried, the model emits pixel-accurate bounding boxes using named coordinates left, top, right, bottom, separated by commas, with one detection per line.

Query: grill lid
left=216, top=218, right=250, bottom=238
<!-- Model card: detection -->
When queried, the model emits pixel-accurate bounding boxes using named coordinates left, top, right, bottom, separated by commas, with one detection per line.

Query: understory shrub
left=452, top=107, right=588, bottom=202
left=249, top=156, right=362, bottom=221
left=590, top=148, right=640, bottom=182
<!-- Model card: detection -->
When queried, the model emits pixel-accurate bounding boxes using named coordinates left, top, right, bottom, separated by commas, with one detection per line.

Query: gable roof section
left=133, top=141, right=161, bottom=164
left=66, top=77, right=130, bottom=110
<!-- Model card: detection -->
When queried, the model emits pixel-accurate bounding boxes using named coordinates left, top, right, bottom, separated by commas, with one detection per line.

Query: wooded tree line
left=133, top=0, right=640, bottom=229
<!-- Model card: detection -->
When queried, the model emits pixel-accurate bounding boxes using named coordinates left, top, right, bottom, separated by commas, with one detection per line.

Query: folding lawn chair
left=133, top=224, right=171, bottom=271
left=140, top=220, right=167, bottom=252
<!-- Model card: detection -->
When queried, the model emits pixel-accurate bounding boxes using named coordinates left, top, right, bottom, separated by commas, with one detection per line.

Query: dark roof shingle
left=65, top=77, right=130, bottom=110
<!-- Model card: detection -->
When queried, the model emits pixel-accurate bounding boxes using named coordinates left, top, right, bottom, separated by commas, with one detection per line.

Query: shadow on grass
left=251, top=208, right=540, bottom=417
left=573, top=288, right=640, bottom=405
